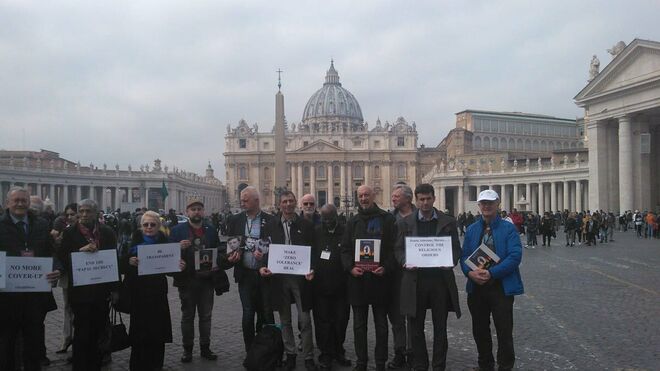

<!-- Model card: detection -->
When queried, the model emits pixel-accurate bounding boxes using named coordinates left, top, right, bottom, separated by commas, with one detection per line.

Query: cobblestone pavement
left=41, top=230, right=659, bottom=370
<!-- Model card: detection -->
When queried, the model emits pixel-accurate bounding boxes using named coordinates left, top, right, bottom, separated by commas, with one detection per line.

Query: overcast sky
left=1, top=1, right=658, bottom=179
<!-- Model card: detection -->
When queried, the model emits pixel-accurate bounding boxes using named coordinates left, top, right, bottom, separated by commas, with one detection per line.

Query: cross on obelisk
left=276, top=68, right=283, bottom=91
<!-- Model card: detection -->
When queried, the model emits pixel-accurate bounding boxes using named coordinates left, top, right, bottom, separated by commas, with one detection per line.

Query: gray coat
left=394, top=209, right=461, bottom=318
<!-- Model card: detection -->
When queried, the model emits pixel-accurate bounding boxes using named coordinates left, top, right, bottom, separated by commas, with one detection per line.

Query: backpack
left=244, top=325, right=284, bottom=371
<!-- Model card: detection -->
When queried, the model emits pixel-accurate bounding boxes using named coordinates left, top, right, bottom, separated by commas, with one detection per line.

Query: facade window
left=484, top=137, right=491, bottom=149
left=353, top=139, right=362, bottom=147
left=374, top=140, right=381, bottom=148
left=333, top=165, right=340, bottom=179
left=318, top=165, right=326, bottom=179
left=239, top=166, right=248, bottom=180
left=474, top=137, right=482, bottom=148
left=303, top=141, right=309, bottom=147
left=239, top=139, right=247, bottom=149
left=354, top=165, right=363, bottom=179
left=374, top=165, right=381, bottom=179
left=397, top=136, right=405, bottom=147
left=333, top=140, right=339, bottom=146
left=397, top=164, right=406, bottom=179
left=303, top=166, right=310, bottom=179
left=263, top=142, right=270, bottom=150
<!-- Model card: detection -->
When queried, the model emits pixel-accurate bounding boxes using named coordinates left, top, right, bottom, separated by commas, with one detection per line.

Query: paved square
left=42, top=230, right=659, bottom=370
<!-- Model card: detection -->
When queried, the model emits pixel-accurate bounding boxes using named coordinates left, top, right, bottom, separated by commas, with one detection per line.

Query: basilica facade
left=224, top=62, right=419, bottom=210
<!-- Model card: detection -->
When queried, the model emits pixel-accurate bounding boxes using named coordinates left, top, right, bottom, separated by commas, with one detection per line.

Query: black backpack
left=244, top=325, right=284, bottom=371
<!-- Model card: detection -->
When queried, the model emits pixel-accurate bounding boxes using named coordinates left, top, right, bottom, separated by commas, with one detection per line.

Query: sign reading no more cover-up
left=0, top=256, right=52, bottom=292
left=71, top=250, right=119, bottom=287
left=267, top=244, right=311, bottom=275
left=405, top=236, right=454, bottom=268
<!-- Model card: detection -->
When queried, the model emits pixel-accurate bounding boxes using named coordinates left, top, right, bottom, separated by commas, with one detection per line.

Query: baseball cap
left=186, top=197, right=204, bottom=209
left=477, top=189, right=499, bottom=202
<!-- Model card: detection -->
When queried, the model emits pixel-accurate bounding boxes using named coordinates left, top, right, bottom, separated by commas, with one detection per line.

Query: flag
left=161, top=180, right=169, bottom=201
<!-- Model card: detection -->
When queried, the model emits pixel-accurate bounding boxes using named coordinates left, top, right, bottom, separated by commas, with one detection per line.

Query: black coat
left=263, top=214, right=315, bottom=312
left=169, top=221, right=221, bottom=288
left=120, top=232, right=172, bottom=345
left=221, top=211, right=276, bottom=283
left=394, top=209, right=461, bottom=318
left=59, top=222, right=118, bottom=305
left=311, top=223, right=347, bottom=296
left=0, top=211, right=58, bottom=312
left=340, top=204, right=397, bottom=306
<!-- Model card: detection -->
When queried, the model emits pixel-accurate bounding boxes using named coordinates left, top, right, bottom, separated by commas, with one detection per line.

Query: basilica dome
left=301, top=61, right=364, bottom=125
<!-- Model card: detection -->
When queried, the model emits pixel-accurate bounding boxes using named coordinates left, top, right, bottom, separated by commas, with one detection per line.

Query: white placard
left=267, top=244, right=311, bottom=275
left=137, top=243, right=181, bottom=276
left=0, top=256, right=52, bottom=292
left=405, top=236, right=454, bottom=268
left=0, top=252, right=5, bottom=289
left=71, top=250, right=119, bottom=287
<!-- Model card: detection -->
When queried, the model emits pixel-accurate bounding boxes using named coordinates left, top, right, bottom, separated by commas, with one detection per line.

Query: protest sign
left=267, top=244, right=311, bottom=275
left=138, top=243, right=181, bottom=276
left=405, top=236, right=454, bottom=268
left=71, top=250, right=119, bottom=286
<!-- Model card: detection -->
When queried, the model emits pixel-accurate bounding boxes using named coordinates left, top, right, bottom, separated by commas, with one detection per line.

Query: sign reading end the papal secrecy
left=71, top=250, right=119, bottom=287
left=138, top=243, right=181, bottom=276
left=0, top=256, right=52, bottom=292
left=405, top=236, right=454, bottom=268
left=267, top=244, right=311, bottom=275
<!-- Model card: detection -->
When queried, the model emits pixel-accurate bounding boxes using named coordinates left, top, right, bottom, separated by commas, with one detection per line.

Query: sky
left=1, top=0, right=658, bottom=179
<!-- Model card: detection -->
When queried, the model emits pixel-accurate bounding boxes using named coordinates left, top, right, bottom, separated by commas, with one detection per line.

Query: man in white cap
left=460, top=190, right=523, bottom=371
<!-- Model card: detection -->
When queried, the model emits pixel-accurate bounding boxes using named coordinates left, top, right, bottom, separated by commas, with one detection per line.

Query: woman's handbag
left=113, top=275, right=132, bottom=314
left=100, top=305, right=131, bottom=353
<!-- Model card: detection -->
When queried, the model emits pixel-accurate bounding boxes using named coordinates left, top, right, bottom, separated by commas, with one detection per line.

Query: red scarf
left=77, top=222, right=101, bottom=246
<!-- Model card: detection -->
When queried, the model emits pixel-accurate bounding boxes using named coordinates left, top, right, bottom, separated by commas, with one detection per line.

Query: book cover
left=465, top=243, right=500, bottom=270
left=354, top=239, right=381, bottom=272
left=195, top=248, right=218, bottom=271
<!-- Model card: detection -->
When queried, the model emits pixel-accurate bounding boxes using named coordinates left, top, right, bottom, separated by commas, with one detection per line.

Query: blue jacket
left=460, top=215, right=524, bottom=296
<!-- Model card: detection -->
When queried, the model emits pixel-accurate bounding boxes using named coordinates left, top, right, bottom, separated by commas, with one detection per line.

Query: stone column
left=75, top=185, right=81, bottom=203
left=433, top=185, right=441, bottom=209
left=538, top=183, right=545, bottom=213
left=513, top=184, right=519, bottom=210
left=364, top=164, right=370, bottom=187
left=340, top=162, right=346, bottom=201
left=310, top=164, right=316, bottom=200
left=290, top=163, right=297, bottom=197
left=457, top=185, right=465, bottom=214
left=563, top=181, right=569, bottom=211
left=525, top=183, right=531, bottom=211
left=382, top=162, right=392, bottom=205
left=347, top=162, right=353, bottom=200
left=62, top=185, right=69, bottom=207
left=327, top=166, right=334, bottom=207
left=588, top=120, right=609, bottom=211
left=439, top=186, right=446, bottom=211
left=618, top=116, right=633, bottom=212
left=576, top=180, right=582, bottom=212
left=297, top=163, right=303, bottom=200
left=500, top=184, right=508, bottom=212
left=113, top=187, right=120, bottom=211
left=551, top=182, right=557, bottom=212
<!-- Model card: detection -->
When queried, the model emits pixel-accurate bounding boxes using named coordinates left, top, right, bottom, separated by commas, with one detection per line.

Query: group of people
left=0, top=183, right=525, bottom=371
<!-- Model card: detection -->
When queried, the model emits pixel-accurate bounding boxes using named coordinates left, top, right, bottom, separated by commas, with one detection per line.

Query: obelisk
left=274, top=69, right=287, bottom=196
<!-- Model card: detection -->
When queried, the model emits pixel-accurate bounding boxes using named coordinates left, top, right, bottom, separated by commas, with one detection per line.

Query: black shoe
left=318, top=354, right=332, bottom=370
left=201, top=346, right=218, bottom=361
left=387, top=352, right=406, bottom=369
left=56, top=339, right=72, bottom=354
left=352, top=365, right=367, bottom=371
left=181, top=351, right=193, bottom=363
left=305, top=358, right=319, bottom=371
left=285, top=353, right=297, bottom=370
left=41, top=356, right=51, bottom=367
left=334, top=354, right=352, bottom=367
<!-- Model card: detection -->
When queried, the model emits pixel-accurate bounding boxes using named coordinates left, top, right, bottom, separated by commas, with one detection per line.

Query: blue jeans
left=238, top=271, right=274, bottom=351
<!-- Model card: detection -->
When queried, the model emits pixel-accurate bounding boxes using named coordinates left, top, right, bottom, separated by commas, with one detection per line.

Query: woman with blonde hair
left=121, top=210, right=185, bottom=370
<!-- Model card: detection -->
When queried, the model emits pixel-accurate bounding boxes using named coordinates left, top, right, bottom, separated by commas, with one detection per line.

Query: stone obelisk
left=274, top=69, right=287, bottom=197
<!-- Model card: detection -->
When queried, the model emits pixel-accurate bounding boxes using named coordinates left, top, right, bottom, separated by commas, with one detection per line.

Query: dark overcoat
left=393, top=209, right=462, bottom=318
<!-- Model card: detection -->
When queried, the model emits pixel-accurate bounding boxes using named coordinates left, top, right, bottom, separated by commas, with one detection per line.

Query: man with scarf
left=341, top=185, right=397, bottom=371
left=60, top=199, right=117, bottom=371
left=259, top=191, right=317, bottom=371
left=0, top=187, right=61, bottom=371
left=169, top=197, right=221, bottom=363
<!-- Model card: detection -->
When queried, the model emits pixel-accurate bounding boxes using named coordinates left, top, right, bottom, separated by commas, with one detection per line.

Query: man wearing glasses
left=300, top=194, right=321, bottom=226
left=460, top=190, right=523, bottom=371
left=170, top=197, right=221, bottom=363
